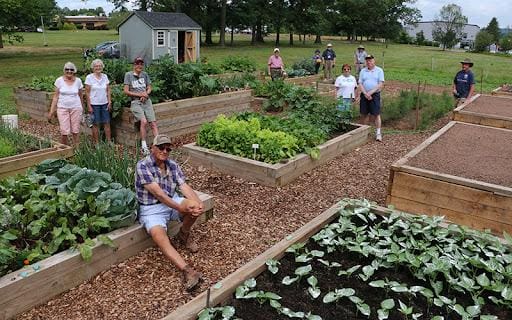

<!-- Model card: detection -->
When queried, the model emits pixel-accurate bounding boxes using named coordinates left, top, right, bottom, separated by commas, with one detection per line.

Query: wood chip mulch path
left=17, top=114, right=452, bottom=320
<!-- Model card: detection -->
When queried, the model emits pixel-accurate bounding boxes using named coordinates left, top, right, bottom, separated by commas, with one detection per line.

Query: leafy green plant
left=0, top=123, right=53, bottom=157
left=0, top=136, right=16, bottom=158
left=23, top=76, right=56, bottom=91
left=0, top=159, right=137, bottom=276
left=219, top=56, right=256, bottom=73
left=197, top=306, right=236, bottom=320
left=72, top=139, right=137, bottom=189
left=288, top=58, right=316, bottom=77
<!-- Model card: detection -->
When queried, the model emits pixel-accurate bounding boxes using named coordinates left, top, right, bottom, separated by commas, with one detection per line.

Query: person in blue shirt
left=452, top=58, right=475, bottom=107
left=358, top=54, right=385, bottom=142
left=312, top=49, right=322, bottom=74
left=322, top=43, right=336, bottom=80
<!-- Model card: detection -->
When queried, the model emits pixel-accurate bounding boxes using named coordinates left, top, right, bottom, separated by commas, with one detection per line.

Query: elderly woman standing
left=85, top=59, right=112, bottom=144
left=48, top=62, right=84, bottom=146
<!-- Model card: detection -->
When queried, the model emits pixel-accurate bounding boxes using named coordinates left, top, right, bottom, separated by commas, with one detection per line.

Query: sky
left=57, top=0, right=512, bottom=29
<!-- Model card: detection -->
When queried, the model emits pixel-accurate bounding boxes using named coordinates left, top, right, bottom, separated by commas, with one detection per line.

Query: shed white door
left=168, top=30, right=178, bottom=63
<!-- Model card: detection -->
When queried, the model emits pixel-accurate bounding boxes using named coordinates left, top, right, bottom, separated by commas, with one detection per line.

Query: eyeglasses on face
left=156, top=145, right=172, bottom=152
left=134, top=62, right=144, bottom=65
left=343, top=68, right=351, bottom=71
left=64, top=68, right=75, bottom=72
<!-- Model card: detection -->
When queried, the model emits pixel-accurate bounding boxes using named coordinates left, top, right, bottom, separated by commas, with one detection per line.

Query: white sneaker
left=376, top=133, right=382, bottom=142
left=141, top=147, right=150, bottom=156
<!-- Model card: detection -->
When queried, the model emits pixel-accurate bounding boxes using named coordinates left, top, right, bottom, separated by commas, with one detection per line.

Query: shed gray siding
left=120, top=15, right=152, bottom=63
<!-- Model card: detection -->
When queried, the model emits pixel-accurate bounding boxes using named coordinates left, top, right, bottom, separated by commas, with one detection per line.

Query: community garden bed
left=165, top=199, right=512, bottom=320
left=114, top=90, right=253, bottom=146
left=387, top=121, right=512, bottom=235
left=0, top=156, right=214, bottom=320
left=13, top=88, right=53, bottom=121
left=491, top=85, right=512, bottom=97
left=0, top=125, right=73, bottom=179
left=453, top=94, right=512, bottom=129
left=183, top=123, right=370, bottom=187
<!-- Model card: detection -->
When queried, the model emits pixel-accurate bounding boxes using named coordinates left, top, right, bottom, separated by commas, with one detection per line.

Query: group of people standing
left=47, top=57, right=157, bottom=155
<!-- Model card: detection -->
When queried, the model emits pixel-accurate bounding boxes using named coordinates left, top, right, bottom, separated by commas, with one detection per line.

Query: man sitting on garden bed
left=135, top=134, right=204, bottom=290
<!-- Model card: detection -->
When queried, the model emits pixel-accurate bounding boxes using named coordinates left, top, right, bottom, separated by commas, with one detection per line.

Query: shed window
left=157, top=31, right=165, bottom=47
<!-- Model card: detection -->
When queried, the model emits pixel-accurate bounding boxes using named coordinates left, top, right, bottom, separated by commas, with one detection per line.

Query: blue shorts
left=360, top=92, right=381, bottom=116
left=138, top=195, right=185, bottom=233
left=337, top=98, right=353, bottom=112
left=92, top=103, right=111, bottom=124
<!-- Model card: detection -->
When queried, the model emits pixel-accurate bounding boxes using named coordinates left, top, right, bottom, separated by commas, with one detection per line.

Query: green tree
left=432, top=4, right=467, bottom=50
left=484, top=17, right=500, bottom=43
left=0, top=0, right=57, bottom=48
left=499, top=32, right=512, bottom=51
left=107, top=10, right=130, bottom=30
left=474, top=30, right=493, bottom=52
left=416, top=30, right=425, bottom=45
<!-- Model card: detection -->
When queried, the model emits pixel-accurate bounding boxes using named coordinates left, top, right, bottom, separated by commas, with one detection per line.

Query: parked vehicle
left=85, top=41, right=120, bottom=59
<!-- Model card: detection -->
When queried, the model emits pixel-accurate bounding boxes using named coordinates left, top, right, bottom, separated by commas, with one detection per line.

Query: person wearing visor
left=135, top=134, right=205, bottom=291
left=124, top=57, right=158, bottom=155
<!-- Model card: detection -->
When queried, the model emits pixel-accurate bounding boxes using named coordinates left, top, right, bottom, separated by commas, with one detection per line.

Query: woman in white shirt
left=85, top=59, right=112, bottom=144
left=48, top=62, right=84, bottom=146
left=334, top=64, right=358, bottom=112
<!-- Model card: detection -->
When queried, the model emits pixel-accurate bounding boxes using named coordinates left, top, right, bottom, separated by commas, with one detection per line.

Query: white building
left=404, top=21, right=480, bottom=48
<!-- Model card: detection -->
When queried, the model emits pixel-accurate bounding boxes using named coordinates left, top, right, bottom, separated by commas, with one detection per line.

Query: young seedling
left=307, top=275, right=321, bottom=299
left=197, top=306, right=236, bottom=320
left=266, top=259, right=280, bottom=274
left=377, top=298, right=395, bottom=320
left=282, top=264, right=312, bottom=285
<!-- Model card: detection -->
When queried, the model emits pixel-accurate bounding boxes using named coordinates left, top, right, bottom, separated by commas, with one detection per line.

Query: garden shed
left=118, top=11, right=201, bottom=64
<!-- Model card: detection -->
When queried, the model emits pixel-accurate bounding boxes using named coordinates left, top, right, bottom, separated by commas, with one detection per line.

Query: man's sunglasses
left=156, top=145, right=172, bottom=152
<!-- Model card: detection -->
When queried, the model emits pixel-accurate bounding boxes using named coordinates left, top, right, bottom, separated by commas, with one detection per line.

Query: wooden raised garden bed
left=164, top=200, right=511, bottom=319
left=182, top=124, right=371, bottom=187
left=491, top=85, right=512, bottom=97
left=14, top=88, right=53, bottom=121
left=387, top=121, right=512, bottom=235
left=453, top=94, right=512, bottom=129
left=284, top=74, right=321, bottom=88
left=0, top=142, right=73, bottom=179
left=0, top=192, right=214, bottom=320
left=114, top=90, right=253, bottom=146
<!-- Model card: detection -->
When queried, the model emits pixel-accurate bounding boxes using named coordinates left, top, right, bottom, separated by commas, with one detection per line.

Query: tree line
left=109, top=0, right=421, bottom=46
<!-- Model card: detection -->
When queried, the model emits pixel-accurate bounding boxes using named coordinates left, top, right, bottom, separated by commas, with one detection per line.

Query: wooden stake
left=414, top=81, right=421, bottom=130
left=480, top=69, right=483, bottom=94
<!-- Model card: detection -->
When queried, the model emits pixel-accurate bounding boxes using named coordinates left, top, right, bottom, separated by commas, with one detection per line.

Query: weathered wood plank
left=388, top=196, right=512, bottom=235
left=0, top=145, right=73, bottom=179
left=0, top=192, right=213, bottom=320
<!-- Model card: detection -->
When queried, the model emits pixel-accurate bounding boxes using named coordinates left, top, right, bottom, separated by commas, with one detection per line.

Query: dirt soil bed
left=407, top=122, right=512, bottom=187
left=13, top=80, right=453, bottom=320
left=464, top=95, right=512, bottom=118
left=230, top=237, right=509, bottom=320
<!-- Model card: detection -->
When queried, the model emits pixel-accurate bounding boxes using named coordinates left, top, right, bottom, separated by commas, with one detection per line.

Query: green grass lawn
left=1, top=30, right=511, bottom=115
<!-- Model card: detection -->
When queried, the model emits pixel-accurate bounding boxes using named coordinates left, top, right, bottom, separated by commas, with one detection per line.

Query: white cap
left=273, top=48, right=280, bottom=52
left=327, top=43, right=332, bottom=47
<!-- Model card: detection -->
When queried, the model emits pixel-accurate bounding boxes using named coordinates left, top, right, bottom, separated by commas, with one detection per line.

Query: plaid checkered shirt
left=135, top=154, right=186, bottom=205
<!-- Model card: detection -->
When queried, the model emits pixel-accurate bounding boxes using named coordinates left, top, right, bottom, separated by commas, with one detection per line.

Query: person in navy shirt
left=322, top=43, right=336, bottom=80
left=452, top=58, right=475, bottom=107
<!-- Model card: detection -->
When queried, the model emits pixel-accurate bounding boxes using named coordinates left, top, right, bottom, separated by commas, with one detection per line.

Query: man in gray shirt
left=123, top=57, right=159, bottom=155
left=354, top=45, right=367, bottom=76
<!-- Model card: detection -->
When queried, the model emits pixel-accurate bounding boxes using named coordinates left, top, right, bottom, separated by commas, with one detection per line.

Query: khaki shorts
left=130, top=99, right=156, bottom=122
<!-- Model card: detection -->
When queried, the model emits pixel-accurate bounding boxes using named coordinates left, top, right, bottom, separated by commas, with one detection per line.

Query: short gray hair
left=91, top=59, right=104, bottom=69
left=63, top=62, right=77, bottom=73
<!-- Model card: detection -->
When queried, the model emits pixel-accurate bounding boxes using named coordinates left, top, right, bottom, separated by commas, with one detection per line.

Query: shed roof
left=119, top=11, right=201, bottom=30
